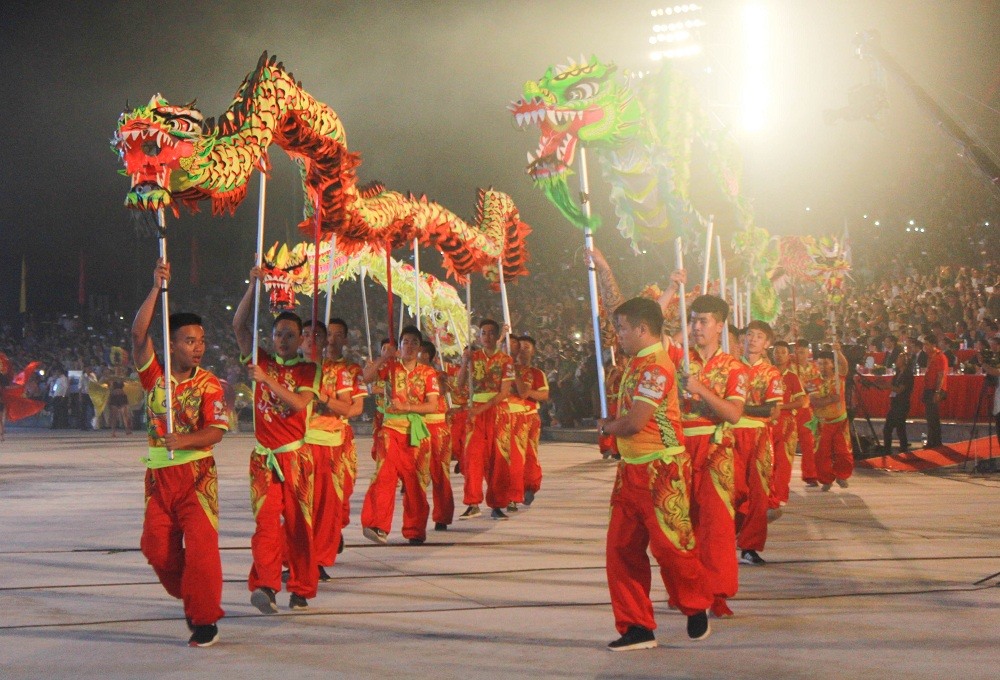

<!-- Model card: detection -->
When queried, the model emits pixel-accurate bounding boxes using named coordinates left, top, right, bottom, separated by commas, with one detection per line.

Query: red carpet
left=858, top=437, right=999, bottom=472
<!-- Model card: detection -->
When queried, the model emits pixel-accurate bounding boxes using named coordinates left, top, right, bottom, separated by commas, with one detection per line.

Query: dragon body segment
left=113, top=52, right=530, bottom=282
left=510, top=57, right=750, bottom=253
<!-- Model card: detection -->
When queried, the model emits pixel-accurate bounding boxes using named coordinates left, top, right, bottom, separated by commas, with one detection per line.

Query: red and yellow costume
left=770, top=366, right=804, bottom=507
left=361, top=360, right=438, bottom=540
left=793, top=360, right=821, bottom=483
left=444, top=363, right=469, bottom=472
left=305, top=357, right=365, bottom=567
left=607, top=343, right=711, bottom=634
left=680, top=348, right=747, bottom=607
left=244, top=349, right=320, bottom=601
left=599, top=364, right=623, bottom=458
left=463, top=348, right=514, bottom=509
left=516, top=363, right=549, bottom=497
left=423, top=368, right=455, bottom=526
left=733, top=358, right=783, bottom=553
left=137, top=356, right=229, bottom=627
left=811, top=371, right=854, bottom=485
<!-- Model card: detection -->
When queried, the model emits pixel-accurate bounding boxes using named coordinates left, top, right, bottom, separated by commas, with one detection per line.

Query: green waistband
left=472, top=392, right=498, bottom=403
left=305, top=429, right=344, bottom=446
left=734, top=417, right=766, bottom=429
left=620, top=446, right=685, bottom=465
left=143, top=447, right=213, bottom=469
left=253, top=439, right=305, bottom=482
left=380, top=409, right=431, bottom=445
left=821, top=413, right=848, bottom=425
left=683, top=423, right=730, bottom=443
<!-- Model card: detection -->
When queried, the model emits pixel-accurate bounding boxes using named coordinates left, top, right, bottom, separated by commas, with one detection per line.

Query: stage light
left=906, top=227, right=911, bottom=232
left=863, top=214, right=868, bottom=219
left=805, top=207, right=811, bottom=211
left=741, top=3, right=770, bottom=131
left=909, top=219, right=915, bottom=225
left=225, top=305, right=232, bottom=311
left=874, top=220, right=880, bottom=226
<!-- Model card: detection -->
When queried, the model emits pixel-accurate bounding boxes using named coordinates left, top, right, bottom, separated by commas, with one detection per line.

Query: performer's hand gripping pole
left=675, top=237, right=691, bottom=376
left=578, top=147, right=608, bottom=419
left=156, top=208, right=174, bottom=459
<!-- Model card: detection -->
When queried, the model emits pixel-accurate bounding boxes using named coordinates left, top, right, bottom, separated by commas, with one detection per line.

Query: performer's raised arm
left=131, top=259, right=169, bottom=369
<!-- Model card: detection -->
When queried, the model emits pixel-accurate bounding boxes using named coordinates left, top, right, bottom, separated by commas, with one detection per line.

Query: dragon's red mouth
left=509, top=97, right=604, bottom=180
left=114, top=121, right=195, bottom=210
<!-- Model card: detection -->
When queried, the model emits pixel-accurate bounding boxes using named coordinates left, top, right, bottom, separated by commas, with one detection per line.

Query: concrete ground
left=1, top=430, right=998, bottom=679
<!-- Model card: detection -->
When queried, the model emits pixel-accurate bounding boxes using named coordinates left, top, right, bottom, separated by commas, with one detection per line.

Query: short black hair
left=273, top=311, right=303, bottom=333
left=746, top=320, right=774, bottom=343
left=399, top=325, right=423, bottom=343
left=420, top=340, right=437, bottom=362
left=479, top=318, right=500, bottom=333
left=613, top=297, right=663, bottom=336
left=690, top=295, right=729, bottom=323
left=328, top=317, right=349, bottom=334
left=773, top=340, right=790, bottom=349
left=380, top=337, right=392, bottom=349
left=168, top=312, right=202, bottom=337
left=302, top=319, right=327, bottom=334
left=924, top=333, right=938, bottom=346
left=518, top=335, right=536, bottom=347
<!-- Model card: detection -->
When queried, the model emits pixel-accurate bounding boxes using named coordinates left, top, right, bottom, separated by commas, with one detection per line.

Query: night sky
left=3, top=0, right=999, bottom=320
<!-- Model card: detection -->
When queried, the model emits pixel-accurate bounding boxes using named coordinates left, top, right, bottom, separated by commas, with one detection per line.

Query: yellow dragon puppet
left=112, top=52, right=530, bottom=283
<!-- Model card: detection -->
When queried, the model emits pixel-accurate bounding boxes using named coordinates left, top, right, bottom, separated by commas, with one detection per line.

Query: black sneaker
left=607, top=625, right=657, bottom=651
left=523, top=489, right=535, bottom=506
left=434, top=522, right=448, bottom=531
left=506, top=502, right=519, bottom=512
left=188, top=623, right=219, bottom=647
left=458, top=505, right=480, bottom=520
left=363, top=526, right=389, bottom=544
left=835, top=478, right=849, bottom=488
left=318, top=565, right=332, bottom=582
left=687, top=611, right=711, bottom=641
left=739, top=549, right=766, bottom=565
left=408, top=537, right=426, bottom=545
left=250, top=587, right=278, bottom=614
left=490, top=508, right=509, bottom=521
left=289, top=593, right=308, bottom=610
left=338, top=535, right=345, bottom=554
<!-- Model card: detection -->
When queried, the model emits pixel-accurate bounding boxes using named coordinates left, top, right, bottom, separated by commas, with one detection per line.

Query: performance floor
left=1, top=430, right=998, bottom=679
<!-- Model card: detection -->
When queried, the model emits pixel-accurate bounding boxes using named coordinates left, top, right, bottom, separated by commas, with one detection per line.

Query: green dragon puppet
left=509, top=56, right=751, bottom=253
left=113, top=52, right=530, bottom=283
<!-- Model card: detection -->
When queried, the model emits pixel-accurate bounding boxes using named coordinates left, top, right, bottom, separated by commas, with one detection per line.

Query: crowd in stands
left=3, top=234, right=998, bottom=431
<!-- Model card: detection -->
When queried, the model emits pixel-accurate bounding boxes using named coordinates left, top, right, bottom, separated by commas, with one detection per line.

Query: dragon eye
left=566, top=81, right=599, bottom=101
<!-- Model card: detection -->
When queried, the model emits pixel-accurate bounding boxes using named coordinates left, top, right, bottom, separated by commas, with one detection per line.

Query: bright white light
left=805, top=206, right=811, bottom=212
left=225, top=305, right=233, bottom=311
left=906, top=227, right=911, bottom=232
left=874, top=220, right=880, bottom=226
left=863, top=214, right=868, bottom=219
left=908, top=219, right=915, bottom=225
left=985, top=221, right=990, bottom=226
left=741, top=4, right=770, bottom=132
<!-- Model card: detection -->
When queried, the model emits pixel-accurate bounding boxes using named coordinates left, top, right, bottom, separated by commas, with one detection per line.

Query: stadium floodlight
left=648, top=4, right=704, bottom=60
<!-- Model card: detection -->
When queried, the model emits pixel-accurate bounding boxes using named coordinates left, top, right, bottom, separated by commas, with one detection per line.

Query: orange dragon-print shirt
left=680, top=347, right=748, bottom=427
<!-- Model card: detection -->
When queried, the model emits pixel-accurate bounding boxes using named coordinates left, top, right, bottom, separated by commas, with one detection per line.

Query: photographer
left=879, top=352, right=915, bottom=454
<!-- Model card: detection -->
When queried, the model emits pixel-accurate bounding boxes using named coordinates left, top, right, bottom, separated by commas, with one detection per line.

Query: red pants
left=523, top=414, right=542, bottom=495
left=796, top=408, right=818, bottom=482
left=599, top=403, right=619, bottom=457
left=450, top=409, right=468, bottom=470
left=816, top=419, right=854, bottom=485
left=425, top=422, right=455, bottom=525
left=463, top=404, right=513, bottom=508
left=770, top=415, right=797, bottom=507
left=141, top=457, right=224, bottom=626
left=608, top=455, right=711, bottom=634
left=733, top=426, right=773, bottom=552
left=337, top=428, right=357, bottom=531
left=505, top=409, right=527, bottom=504
left=361, top=427, right=430, bottom=540
left=686, top=432, right=738, bottom=600
left=310, top=443, right=343, bottom=567
left=248, top=447, right=318, bottom=599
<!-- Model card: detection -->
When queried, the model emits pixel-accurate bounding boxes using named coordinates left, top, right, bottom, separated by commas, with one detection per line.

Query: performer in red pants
left=445, top=361, right=469, bottom=473
left=809, top=345, right=854, bottom=490
left=733, top=321, right=783, bottom=566
left=132, top=261, right=229, bottom=647
left=419, top=340, right=454, bottom=531
left=361, top=326, right=439, bottom=544
left=325, top=319, right=366, bottom=556
left=456, top=319, right=514, bottom=521
left=679, top=295, right=747, bottom=619
left=793, top=341, right=821, bottom=485
left=514, top=335, right=549, bottom=506
left=234, top=268, right=320, bottom=614
left=599, top=297, right=711, bottom=651
left=770, top=341, right=806, bottom=509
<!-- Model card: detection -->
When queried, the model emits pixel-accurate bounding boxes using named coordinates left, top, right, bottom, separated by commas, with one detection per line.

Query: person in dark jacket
left=881, top=352, right=915, bottom=453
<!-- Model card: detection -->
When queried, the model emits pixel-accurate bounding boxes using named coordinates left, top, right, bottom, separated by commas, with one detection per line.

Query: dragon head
left=112, top=95, right=205, bottom=212
left=509, top=57, right=640, bottom=228
left=261, top=243, right=310, bottom=313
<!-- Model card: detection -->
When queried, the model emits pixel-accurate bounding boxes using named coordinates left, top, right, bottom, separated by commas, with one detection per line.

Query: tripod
left=964, top=375, right=996, bottom=472
left=850, top=374, right=882, bottom=455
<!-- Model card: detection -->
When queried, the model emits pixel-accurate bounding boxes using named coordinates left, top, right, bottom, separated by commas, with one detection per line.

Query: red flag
left=78, top=251, right=86, bottom=306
